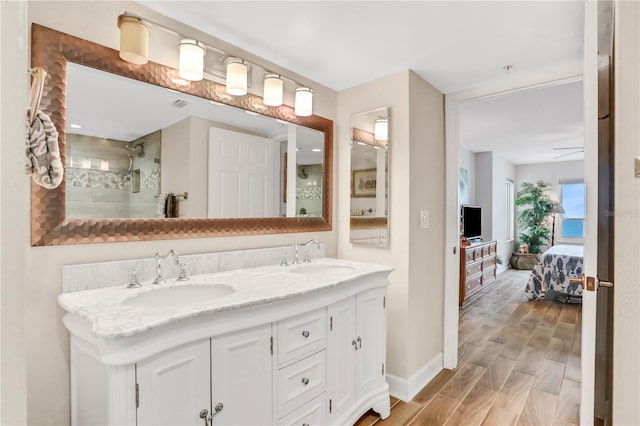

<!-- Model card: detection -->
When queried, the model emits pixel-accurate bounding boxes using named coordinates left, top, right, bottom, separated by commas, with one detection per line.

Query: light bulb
left=263, top=74, right=283, bottom=106
left=178, top=39, right=205, bottom=81
left=295, top=87, right=313, bottom=116
left=226, top=58, right=248, bottom=96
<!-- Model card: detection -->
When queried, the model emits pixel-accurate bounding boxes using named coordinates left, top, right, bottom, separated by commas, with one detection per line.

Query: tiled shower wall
left=66, top=131, right=161, bottom=218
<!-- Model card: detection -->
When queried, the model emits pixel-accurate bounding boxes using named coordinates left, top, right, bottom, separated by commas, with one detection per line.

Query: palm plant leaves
left=514, top=181, right=554, bottom=254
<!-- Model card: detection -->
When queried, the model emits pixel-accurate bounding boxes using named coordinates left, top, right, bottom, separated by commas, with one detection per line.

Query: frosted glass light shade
left=178, top=39, right=205, bottom=81
left=117, top=15, right=151, bottom=65
left=263, top=74, right=283, bottom=106
left=374, top=118, right=388, bottom=140
left=295, top=87, right=313, bottom=116
left=226, top=58, right=248, bottom=96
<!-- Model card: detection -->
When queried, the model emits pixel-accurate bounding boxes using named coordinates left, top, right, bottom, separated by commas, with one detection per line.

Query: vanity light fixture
left=226, top=57, right=248, bottom=96
left=178, top=39, right=205, bottom=81
left=117, top=15, right=152, bottom=65
left=263, top=74, right=284, bottom=106
left=116, top=12, right=315, bottom=116
left=295, top=87, right=313, bottom=117
left=374, top=118, right=388, bottom=141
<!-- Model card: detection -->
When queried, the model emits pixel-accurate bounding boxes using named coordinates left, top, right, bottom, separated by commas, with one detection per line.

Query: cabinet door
left=136, top=340, right=210, bottom=426
left=356, top=288, right=386, bottom=398
left=211, top=324, right=272, bottom=425
left=327, top=297, right=357, bottom=423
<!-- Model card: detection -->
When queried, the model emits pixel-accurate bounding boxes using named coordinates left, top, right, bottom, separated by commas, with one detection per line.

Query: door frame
left=442, top=5, right=597, bottom=424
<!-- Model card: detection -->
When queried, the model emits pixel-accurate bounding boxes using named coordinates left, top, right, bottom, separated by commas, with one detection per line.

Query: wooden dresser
left=459, top=240, right=497, bottom=306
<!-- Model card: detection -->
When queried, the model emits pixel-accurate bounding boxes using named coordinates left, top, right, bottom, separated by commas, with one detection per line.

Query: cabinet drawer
left=277, top=392, right=326, bottom=426
left=489, top=243, right=497, bottom=254
left=482, top=245, right=490, bottom=257
left=277, top=350, right=326, bottom=417
left=464, top=249, right=475, bottom=263
left=278, top=308, right=326, bottom=365
left=483, top=265, right=496, bottom=283
left=465, top=260, right=482, bottom=277
left=465, top=274, right=482, bottom=293
left=473, top=248, right=484, bottom=260
left=482, top=254, right=496, bottom=269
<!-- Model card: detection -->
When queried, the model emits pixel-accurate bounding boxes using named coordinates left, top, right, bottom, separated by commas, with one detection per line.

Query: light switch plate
left=419, top=210, right=429, bottom=229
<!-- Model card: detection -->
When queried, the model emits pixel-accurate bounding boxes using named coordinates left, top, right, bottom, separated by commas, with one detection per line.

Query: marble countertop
left=58, top=258, right=392, bottom=340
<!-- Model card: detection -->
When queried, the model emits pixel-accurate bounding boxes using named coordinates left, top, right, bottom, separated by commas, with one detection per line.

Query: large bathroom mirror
left=350, top=107, right=389, bottom=247
left=30, top=24, right=333, bottom=246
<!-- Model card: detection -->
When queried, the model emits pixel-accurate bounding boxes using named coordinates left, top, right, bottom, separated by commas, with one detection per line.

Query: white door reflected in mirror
left=350, top=107, right=390, bottom=247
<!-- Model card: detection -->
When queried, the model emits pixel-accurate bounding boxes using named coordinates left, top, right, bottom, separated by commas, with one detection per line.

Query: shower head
left=124, top=142, right=145, bottom=158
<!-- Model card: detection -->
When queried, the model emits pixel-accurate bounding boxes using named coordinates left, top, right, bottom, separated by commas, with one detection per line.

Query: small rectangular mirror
left=350, top=107, right=389, bottom=247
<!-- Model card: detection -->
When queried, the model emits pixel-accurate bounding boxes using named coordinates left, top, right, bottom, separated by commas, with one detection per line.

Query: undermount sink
left=123, top=284, right=235, bottom=309
left=289, top=264, right=356, bottom=275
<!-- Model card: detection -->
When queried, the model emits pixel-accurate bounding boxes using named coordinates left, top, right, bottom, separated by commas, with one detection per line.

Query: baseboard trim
left=386, top=352, right=443, bottom=402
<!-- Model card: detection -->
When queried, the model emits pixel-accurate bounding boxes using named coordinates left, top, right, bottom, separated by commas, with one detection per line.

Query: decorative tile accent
left=62, top=244, right=326, bottom=293
left=141, top=169, right=160, bottom=189
left=296, top=185, right=323, bottom=200
left=67, top=168, right=131, bottom=190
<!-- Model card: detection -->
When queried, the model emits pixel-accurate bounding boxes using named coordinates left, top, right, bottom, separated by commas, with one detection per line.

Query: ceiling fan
left=553, top=146, right=584, bottom=160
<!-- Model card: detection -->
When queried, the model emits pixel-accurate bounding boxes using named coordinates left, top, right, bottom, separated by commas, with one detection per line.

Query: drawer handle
left=357, top=336, right=362, bottom=349
left=301, top=377, right=310, bottom=385
left=301, top=330, right=310, bottom=338
left=352, top=339, right=358, bottom=350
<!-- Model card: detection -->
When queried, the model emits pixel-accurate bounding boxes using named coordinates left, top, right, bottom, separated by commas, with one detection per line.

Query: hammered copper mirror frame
left=30, top=24, right=333, bottom=246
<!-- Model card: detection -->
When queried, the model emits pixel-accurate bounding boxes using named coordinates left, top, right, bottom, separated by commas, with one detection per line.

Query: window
left=559, top=182, right=585, bottom=239
left=505, top=180, right=514, bottom=241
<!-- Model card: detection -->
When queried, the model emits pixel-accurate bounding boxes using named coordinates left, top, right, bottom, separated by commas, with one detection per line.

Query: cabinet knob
left=301, top=330, right=310, bottom=338
left=301, top=377, right=310, bottom=385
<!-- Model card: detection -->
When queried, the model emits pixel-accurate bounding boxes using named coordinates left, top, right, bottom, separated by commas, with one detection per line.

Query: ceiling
left=138, top=0, right=585, bottom=94
left=459, top=81, right=584, bottom=165
left=133, top=1, right=585, bottom=164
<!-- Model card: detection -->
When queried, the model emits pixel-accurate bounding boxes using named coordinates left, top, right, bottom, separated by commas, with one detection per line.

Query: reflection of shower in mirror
left=125, top=142, right=145, bottom=158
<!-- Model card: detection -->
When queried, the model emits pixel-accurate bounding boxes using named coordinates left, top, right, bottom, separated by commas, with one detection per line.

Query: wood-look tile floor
left=355, top=269, right=582, bottom=426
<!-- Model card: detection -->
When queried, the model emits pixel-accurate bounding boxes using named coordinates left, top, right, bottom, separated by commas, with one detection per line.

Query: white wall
left=475, top=152, right=493, bottom=241
left=0, top=2, right=28, bottom=424
left=491, top=153, right=515, bottom=272
left=407, top=71, right=445, bottom=375
left=458, top=148, right=476, bottom=205
left=472, top=151, right=515, bottom=272
left=613, top=2, right=640, bottom=423
left=337, top=70, right=445, bottom=387
left=21, top=2, right=338, bottom=424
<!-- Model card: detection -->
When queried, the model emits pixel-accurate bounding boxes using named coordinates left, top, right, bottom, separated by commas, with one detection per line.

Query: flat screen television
left=461, top=205, right=482, bottom=240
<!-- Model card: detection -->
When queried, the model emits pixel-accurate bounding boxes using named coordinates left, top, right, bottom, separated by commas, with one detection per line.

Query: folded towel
left=26, top=109, right=63, bottom=189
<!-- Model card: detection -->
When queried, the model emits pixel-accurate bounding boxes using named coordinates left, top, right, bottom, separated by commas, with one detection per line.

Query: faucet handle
left=177, top=262, right=190, bottom=281
left=280, top=251, right=289, bottom=267
left=303, top=249, right=311, bottom=263
left=127, top=267, right=142, bottom=289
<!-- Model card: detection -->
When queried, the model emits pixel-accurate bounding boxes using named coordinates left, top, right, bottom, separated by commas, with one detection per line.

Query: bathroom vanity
left=59, top=257, right=392, bottom=426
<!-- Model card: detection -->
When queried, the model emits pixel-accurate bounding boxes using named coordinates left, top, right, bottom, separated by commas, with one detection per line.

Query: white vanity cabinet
left=61, top=260, right=392, bottom=426
left=136, top=325, right=272, bottom=426
left=327, top=288, right=387, bottom=424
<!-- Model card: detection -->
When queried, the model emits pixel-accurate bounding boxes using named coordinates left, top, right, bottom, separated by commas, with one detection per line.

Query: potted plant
left=511, top=181, right=554, bottom=269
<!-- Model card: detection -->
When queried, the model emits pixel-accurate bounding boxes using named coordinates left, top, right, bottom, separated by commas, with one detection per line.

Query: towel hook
left=29, top=67, right=47, bottom=125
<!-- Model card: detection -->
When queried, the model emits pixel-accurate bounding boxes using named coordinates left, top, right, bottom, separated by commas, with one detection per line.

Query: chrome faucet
left=292, top=240, right=321, bottom=264
left=153, top=250, right=189, bottom=284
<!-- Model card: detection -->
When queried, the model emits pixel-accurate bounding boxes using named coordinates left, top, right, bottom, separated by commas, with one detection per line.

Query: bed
left=525, top=245, right=584, bottom=300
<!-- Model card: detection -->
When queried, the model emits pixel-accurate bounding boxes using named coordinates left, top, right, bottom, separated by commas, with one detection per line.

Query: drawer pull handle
left=301, top=377, right=310, bottom=385
left=357, top=336, right=362, bottom=349
left=352, top=339, right=358, bottom=350
left=302, top=330, right=310, bottom=338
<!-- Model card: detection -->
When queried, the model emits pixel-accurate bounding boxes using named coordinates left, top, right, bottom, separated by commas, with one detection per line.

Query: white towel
left=26, top=109, right=63, bottom=189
